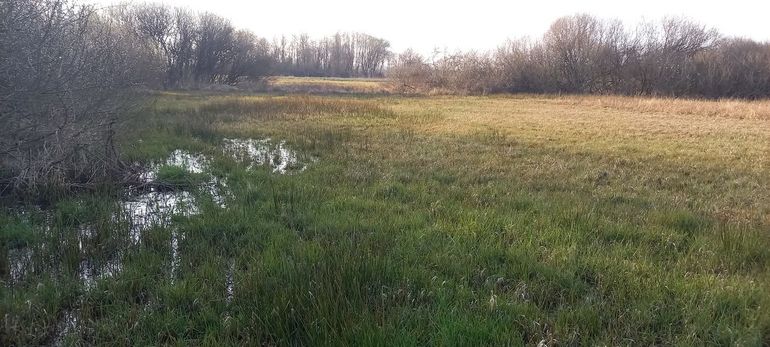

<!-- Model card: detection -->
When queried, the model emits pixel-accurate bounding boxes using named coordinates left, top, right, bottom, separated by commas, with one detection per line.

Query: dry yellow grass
left=267, top=76, right=393, bottom=94
left=377, top=95, right=770, bottom=226
left=552, top=94, right=770, bottom=121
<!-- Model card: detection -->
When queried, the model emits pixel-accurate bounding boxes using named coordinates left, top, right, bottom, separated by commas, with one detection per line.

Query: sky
left=86, top=0, right=770, bottom=55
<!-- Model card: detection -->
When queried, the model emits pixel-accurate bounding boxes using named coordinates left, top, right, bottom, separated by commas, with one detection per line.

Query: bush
left=0, top=0, right=149, bottom=198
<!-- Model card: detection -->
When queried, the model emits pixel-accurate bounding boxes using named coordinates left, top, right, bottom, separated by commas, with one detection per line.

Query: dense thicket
left=390, top=15, right=770, bottom=98
left=113, top=3, right=273, bottom=87
left=0, top=0, right=151, bottom=195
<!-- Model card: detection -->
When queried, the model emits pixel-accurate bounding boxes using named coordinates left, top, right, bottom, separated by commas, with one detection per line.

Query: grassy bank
left=2, top=91, right=769, bottom=345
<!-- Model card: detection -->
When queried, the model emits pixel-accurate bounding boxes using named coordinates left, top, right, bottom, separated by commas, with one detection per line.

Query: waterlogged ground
left=2, top=93, right=770, bottom=345
left=2, top=138, right=312, bottom=345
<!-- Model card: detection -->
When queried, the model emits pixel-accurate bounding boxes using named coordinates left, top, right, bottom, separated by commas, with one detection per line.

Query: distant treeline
left=270, top=33, right=391, bottom=78
left=390, top=15, right=770, bottom=98
left=113, top=3, right=392, bottom=87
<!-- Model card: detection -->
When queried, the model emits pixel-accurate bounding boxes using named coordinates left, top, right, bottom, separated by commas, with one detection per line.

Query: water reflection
left=121, top=191, right=198, bottom=244
left=226, top=260, right=235, bottom=304
left=223, top=138, right=307, bottom=173
left=4, top=149, right=229, bottom=289
left=139, top=150, right=208, bottom=183
left=165, top=150, right=208, bottom=174
left=53, top=310, right=78, bottom=347
left=7, top=247, right=32, bottom=285
left=170, top=229, right=184, bottom=283
left=6, top=141, right=310, bottom=291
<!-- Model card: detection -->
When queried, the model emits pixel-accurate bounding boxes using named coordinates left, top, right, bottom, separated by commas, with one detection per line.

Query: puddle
left=222, top=259, right=235, bottom=322
left=53, top=310, right=79, bottom=347
left=78, top=258, right=122, bottom=290
left=170, top=229, right=184, bottom=283
left=139, top=150, right=208, bottom=183
left=3, top=146, right=251, bottom=340
left=6, top=191, right=198, bottom=287
left=223, top=138, right=309, bottom=173
left=205, top=176, right=230, bottom=209
left=226, top=260, right=235, bottom=304
left=121, top=191, right=198, bottom=244
left=7, top=247, right=33, bottom=285
left=5, top=149, right=227, bottom=289
left=77, top=227, right=121, bottom=289
left=124, top=149, right=231, bottom=239
left=165, top=150, right=207, bottom=173
left=76, top=226, right=95, bottom=249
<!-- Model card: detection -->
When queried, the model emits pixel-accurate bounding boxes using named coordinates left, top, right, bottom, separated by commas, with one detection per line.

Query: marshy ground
left=2, top=81, right=769, bottom=345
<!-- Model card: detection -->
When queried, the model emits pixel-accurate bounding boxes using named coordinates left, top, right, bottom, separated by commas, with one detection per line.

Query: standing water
left=223, top=138, right=310, bottom=173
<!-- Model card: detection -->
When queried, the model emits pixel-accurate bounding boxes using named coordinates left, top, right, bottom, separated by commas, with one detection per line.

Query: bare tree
left=653, top=17, right=720, bottom=95
left=694, top=38, right=770, bottom=98
left=194, top=13, right=235, bottom=83
left=495, top=39, right=550, bottom=92
left=354, top=33, right=392, bottom=77
left=168, top=8, right=198, bottom=86
left=226, top=30, right=273, bottom=84
left=268, top=32, right=391, bottom=78
left=388, top=49, right=432, bottom=92
left=543, top=14, right=604, bottom=92
left=432, top=51, right=497, bottom=94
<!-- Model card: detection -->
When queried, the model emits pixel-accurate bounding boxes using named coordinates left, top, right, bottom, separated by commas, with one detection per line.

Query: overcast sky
left=86, top=0, right=770, bottom=55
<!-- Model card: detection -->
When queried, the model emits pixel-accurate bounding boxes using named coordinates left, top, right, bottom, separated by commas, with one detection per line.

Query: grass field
left=266, top=76, right=394, bottom=94
left=2, top=86, right=769, bottom=345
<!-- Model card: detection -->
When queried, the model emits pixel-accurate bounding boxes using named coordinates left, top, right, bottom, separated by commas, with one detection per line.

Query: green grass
left=1, top=92, right=769, bottom=345
left=155, top=165, right=208, bottom=190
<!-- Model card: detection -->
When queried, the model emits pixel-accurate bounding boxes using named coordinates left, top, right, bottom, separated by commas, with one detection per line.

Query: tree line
left=83, top=3, right=393, bottom=88
left=113, top=4, right=392, bottom=86
left=390, top=15, right=770, bottom=98
left=270, top=33, right=391, bottom=77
